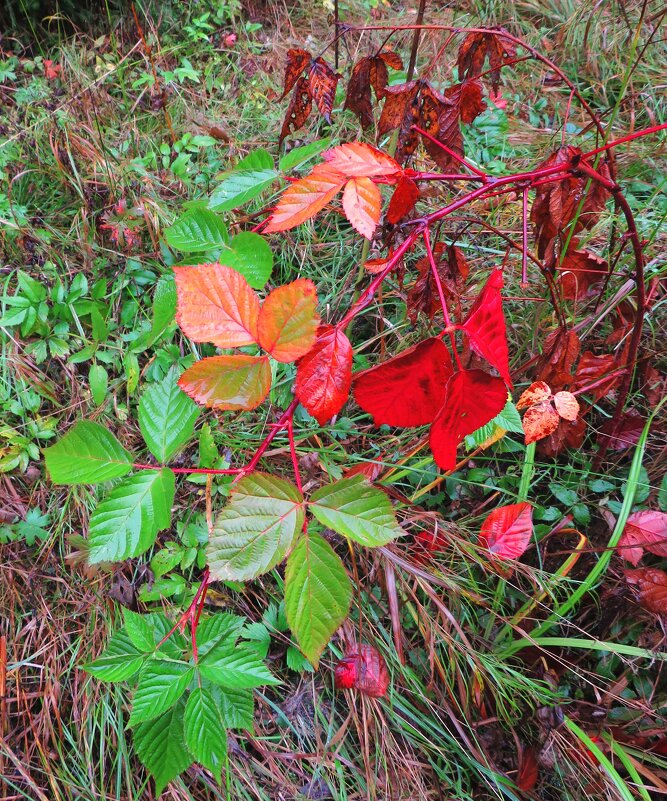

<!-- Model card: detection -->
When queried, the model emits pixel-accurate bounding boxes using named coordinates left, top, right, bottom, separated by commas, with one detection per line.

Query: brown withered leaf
left=423, top=81, right=485, bottom=171
left=535, top=328, right=581, bottom=391
left=599, top=411, right=644, bottom=451
left=557, top=245, right=608, bottom=300
left=537, top=413, right=587, bottom=458
left=378, top=80, right=422, bottom=162
left=280, top=76, right=313, bottom=146
left=571, top=350, right=621, bottom=402
left=283, top=48, right=311, bottom=97
left=624, top=568, right=667, bottom=617
left=308, top=57, right=340, bottom=123
left=345, top=50, right=404, bottom=129
left=530, top=146, right=611, bottom=264
left=406, top=242, right=465, bottom=323
left=457, top=29, right=517, bottom=92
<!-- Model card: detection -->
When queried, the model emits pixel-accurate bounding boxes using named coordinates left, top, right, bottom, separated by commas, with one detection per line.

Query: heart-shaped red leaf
left=429, top=369, right=507, bottom=470
left=461, top=269, right=511, bottom=386
left=353, top=338, right=454, bottom=427
left=479, top=502, right=533, bottom=560
left=295, top=325, right=353, bottom=424
left=618, top=510, right=667, bottom=566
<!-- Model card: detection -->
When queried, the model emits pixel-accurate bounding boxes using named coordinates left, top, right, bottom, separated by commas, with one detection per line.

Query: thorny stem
left=412, top=125, right=488, bottom=179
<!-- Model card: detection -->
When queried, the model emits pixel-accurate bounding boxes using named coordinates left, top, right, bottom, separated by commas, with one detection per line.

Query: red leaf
left=322, top=142, right=402, bottom=179
left=387, top=176, right=420, bottom=224
left=280, top=76, right=313, bottom=145
left=342, top=176, right=382, bottom=239
left=522, top=402, right=560, bottom=444
left=624, top=568, right=667, bottom=616
left=295, top=325, right=352, bottom=424
left=178, top=355, right=271, bottom=410
left=479, top=502, right=533, bottom=560
left=174, top=263, right=260, bottom=347
left=571, top=350, right=620, bottom=402
left=517, top=745, right=539, bottom=793
left=353, top=338, right=453, bottom=427
left=618, top=510, right=667, bottom=566
left=599, top=411, right=645, bottom=451
left=537, top=414, right=586, bottom=458
left=257, top=279, right=320, bottom=363
left=265, top=165, right=346, bottom=233
left=429, top=370, right=507, bottom=471
left=334, top=643, right=390, bottom=697
left=461, top=270, right=512, bottom=385
left=557, top=247, right=608, bottom=300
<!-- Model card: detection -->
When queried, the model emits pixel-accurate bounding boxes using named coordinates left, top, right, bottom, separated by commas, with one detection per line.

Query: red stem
left=423, top=227, right=463, bottom=369
left=412, top=124, right=488, bottom=179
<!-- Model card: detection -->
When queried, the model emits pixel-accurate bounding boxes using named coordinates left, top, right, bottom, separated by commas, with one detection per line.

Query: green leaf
left=164, top=208, right=229, bottom=252
left=139, top=371, right=200, bottom=463
left=308, top=475, right=403, bottom=546
left=129, top=659, right=193, bottom=726
left=44, top=421, right=133, bottom=485
left=123, top=608, right=157, bottom=652
left=199, top=644, right=279, bottom=688
left=208, top=150, right=278, bottom=211
left=88, top=468, right=175, bottom=563
left=221, top=231, right=273, bottom=289
left=465, top=398, right=523, bottom=449
left=81, top=629, right=145, bottom=682
left=659, top=474, right=667, bottom=512
left=279, top=138, right=331, bottom=172
left=132, top=274, right=177, bottom=353
left=549, top=482, right=578, bottom=506
left=133, top=698, right=193, bottom=795
left=196, top=613, right=245, bottom=658
left=88, top=364, right=108, bottom=406
left=285, top=531, right=351, bottom=666
left=184, top=686, right=227, bottom=783
left=206, top=683, right=254, bottom=730
left=207, top=473, right=304, bottom=581
left=286, top=645, right=315, bottom=673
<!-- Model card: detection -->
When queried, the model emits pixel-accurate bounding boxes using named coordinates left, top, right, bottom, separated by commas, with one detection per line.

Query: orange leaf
left=323, top=142, right=402, bottom=179
left=264, top=165, right=346, bottom=233
left=522, top=401, right=559, bottom=444
left=257, top=279, right=320, bottom=362
left=174, top=264, right=260, bottom=347
left=342, top=177, right=382, bottom=239
left=553, top=391, right=579, bottom=421
left=516, top=381, right=552, bottom=410
left=295, top=325, right=352, bottom=424
left=177, top=355, right=271, bottom=410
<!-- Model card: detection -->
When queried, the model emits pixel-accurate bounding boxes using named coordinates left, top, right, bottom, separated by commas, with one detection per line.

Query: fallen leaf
left=618, top=510, right=667, bottom=566
left=537, top=414, right=586, bottom=458
left=624, top=568, right=667, bottom=616
left=295, top=325, right=352, bottom=424
left=517, top=745, right=539, bottom=793
left=334, top=643, right=390, bottom=697
left=353, top=338, right=453, bottom=427
left=479, top=502, right=533, bottom=560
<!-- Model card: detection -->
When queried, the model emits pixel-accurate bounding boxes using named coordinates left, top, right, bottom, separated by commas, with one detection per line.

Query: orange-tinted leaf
left=458, top=80, right=487, bottom=124
left=344, top=460, right=384, bottom=482
left=334, top=643, right=390, bottom=697
left=265, top=165, right=346, bottom=233
left=323, top=142, right=402, bottom=179
left=522, top=402, right=559, bottom=444
left=536, top=328, right=581, bottom=391
left=283, top=48, right=311, bottom=97
left=342, top=176, right=382, bottom=239
left=377, top=80, right=421, bottom=163
left=308, top=57, right=339, bottom=123
left=553, top=391, right=579, bottom=421
left=457, top=30, right=516, bottom=92
left=353, top=338, right=453, bottom=427
left=571, top=350, right=620, bottom=402
left=461, top=269, right=511, bottom=385
left=257, top=279, right=320, bottom=362
left=479, top=502, right=533, bottom=560
left=174, top=263, right=260, bottom=347
left=387, top=176, right=420, bottom=223
left=624, top=568, right=667, bottom=616
left=429, top=370, right=507, bottom=471
left=280, top=76, right=313, bottom=145
left=618, top=510, right=667, bottom=566
left=178, top=355, right=271, bottom=410
left=557, top=247, right=608, bottom=300
left=378, top=50, right=403, bottom=71
left=295, top=325, right=352, bottom=424
left=517, top=380, right=552, bottom=410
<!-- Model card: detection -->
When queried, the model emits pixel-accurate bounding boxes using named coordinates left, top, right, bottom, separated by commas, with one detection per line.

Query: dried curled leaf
left=280, top=76, right=312, bottom=146
left=457, top=29, right=517, bottom=92
left=334, top=643, right=390, bottom=697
